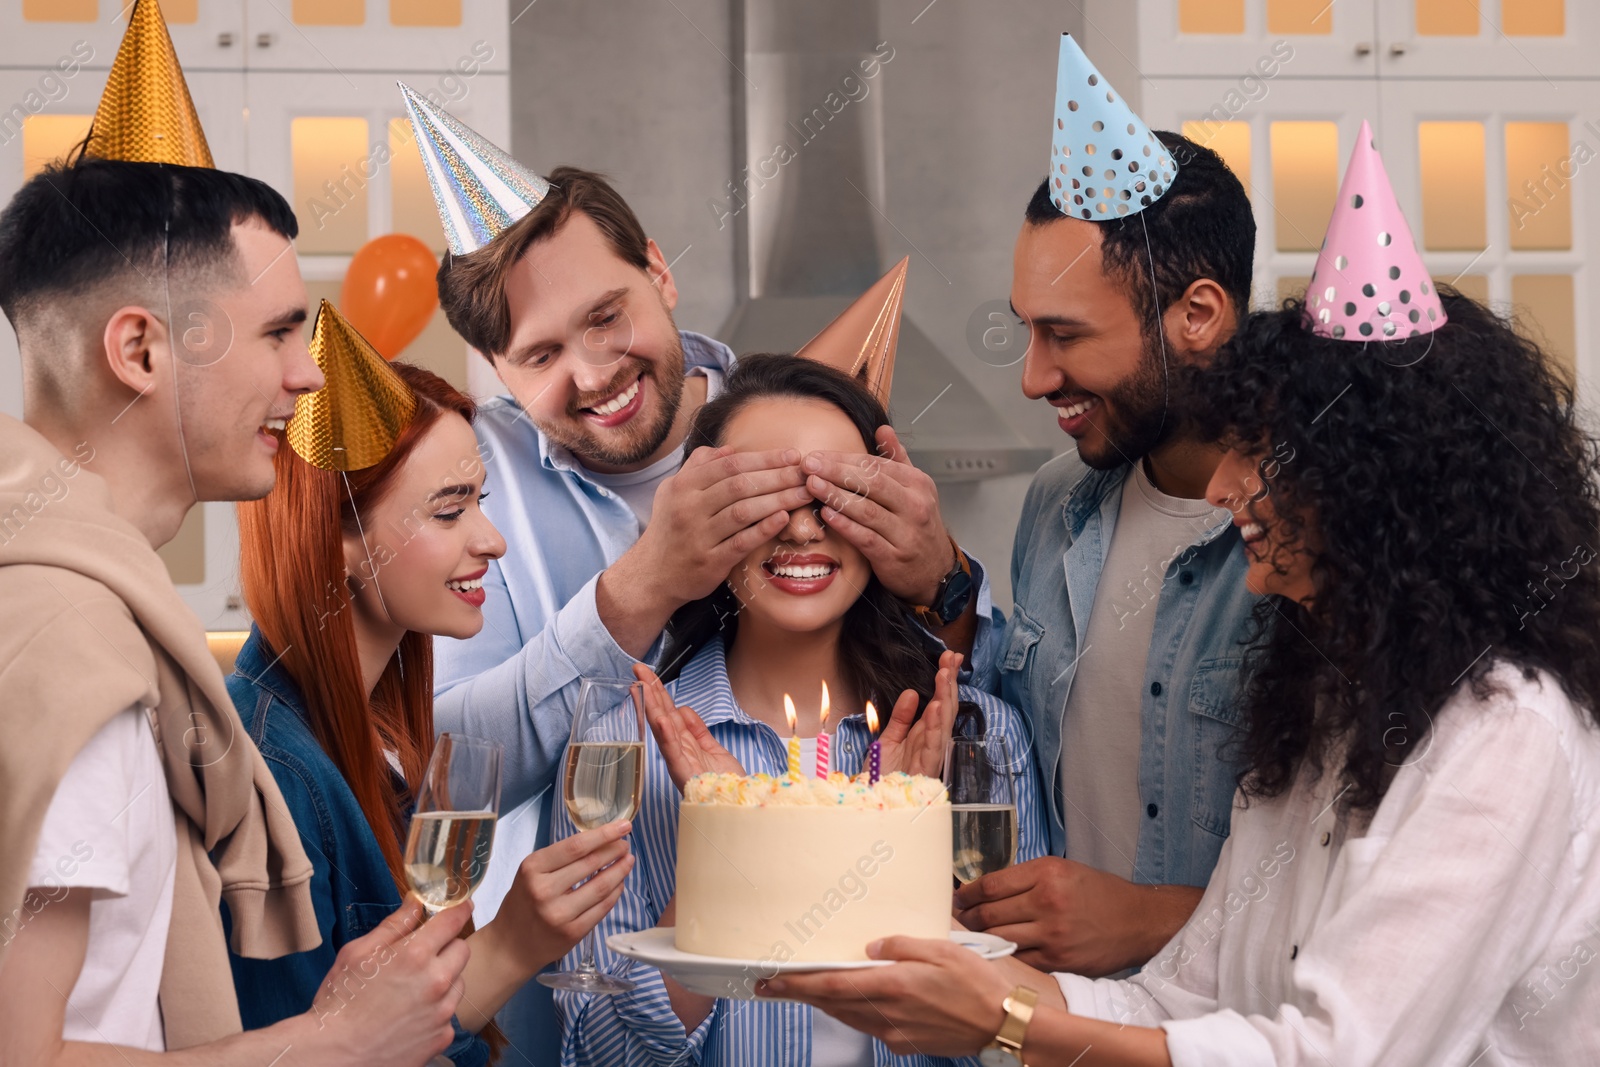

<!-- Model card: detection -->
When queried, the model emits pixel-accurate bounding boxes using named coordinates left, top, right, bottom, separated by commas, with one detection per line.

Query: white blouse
left=1056, top=663, right=1600, bottom=1067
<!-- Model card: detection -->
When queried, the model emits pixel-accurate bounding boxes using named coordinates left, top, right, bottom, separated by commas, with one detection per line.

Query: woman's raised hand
left=634, top=663, right=745, bottom=793
left=499, top=822, right=634, bottom=973
left=877, top=649, right=963, bottom=779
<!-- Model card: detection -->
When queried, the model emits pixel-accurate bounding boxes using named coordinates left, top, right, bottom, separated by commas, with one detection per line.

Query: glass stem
left=577, top=927, right=600, bottom=974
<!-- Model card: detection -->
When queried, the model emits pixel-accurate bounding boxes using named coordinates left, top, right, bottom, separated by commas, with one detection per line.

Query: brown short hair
left=437, top=165, right=650, bottom=358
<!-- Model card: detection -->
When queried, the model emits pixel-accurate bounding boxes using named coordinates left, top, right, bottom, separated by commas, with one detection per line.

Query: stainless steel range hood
left=716, top=0, right=1049, bottom=482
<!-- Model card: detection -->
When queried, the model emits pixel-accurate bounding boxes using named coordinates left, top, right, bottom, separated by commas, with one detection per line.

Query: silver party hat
left=398, top=82, right=551, bottom=255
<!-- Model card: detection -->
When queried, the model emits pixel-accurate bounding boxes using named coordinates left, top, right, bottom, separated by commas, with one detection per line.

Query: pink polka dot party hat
left=1306, top=120, right=1446, bottom=341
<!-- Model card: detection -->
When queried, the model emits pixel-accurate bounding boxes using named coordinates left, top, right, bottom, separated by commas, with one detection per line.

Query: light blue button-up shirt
left=433, top=330, right=736, bottom=1066
left=551, top=634, right=1049, bottom=1067
left=991, top=451, right=1260, bottom=888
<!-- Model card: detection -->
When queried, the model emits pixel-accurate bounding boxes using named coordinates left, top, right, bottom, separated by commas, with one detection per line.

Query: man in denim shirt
left=954, top=132, right=1263, bottom=979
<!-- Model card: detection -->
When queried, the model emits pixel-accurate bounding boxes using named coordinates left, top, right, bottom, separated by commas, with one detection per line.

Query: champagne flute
left=404, top=733, right=503, bottom=916
left=946, top=734, right=1019, bottom=885
left=537, top=678, right=646, bottom=994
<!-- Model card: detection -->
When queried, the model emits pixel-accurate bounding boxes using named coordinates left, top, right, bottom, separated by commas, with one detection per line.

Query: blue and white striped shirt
left=551, top=635, right=1049, bottom=1067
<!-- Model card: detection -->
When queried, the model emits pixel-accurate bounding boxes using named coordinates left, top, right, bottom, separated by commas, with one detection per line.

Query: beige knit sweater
left=0, top=414, right=319, bottom=1049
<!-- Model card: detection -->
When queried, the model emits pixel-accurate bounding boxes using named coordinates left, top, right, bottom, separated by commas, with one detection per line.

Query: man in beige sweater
left=0, top=143, right=481, bottom=1067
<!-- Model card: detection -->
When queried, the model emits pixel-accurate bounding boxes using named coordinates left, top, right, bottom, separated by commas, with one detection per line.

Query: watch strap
left=993, top=984, right=1038, bottom=1052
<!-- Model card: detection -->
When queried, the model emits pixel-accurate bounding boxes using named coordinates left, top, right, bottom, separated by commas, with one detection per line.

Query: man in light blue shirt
left=425, top=162, right=983, bottom=1061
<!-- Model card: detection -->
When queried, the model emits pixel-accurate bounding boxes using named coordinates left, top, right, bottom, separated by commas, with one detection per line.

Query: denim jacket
left=222, top=627, right=489, bottom=1067
left=998, top=452, right=1260, bottom=888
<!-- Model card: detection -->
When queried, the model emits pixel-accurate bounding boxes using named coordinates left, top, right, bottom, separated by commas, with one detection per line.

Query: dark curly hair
left=1191, top=289, right=1600, bottom=812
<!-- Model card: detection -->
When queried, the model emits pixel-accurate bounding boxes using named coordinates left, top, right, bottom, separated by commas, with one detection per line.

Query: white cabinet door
left=0, top=1, right=245, bottom=72
left=1120, top=0, right=1379, bottom=78
left=1375, top=0, right=1593, bottom=80
left=242, top=68, right=510, bottom=231
left=242, top=0, right=509, bottom=74
left=1141, top=77, right=1382, bottom=310
left=1375, top=78, right=1598, bottom=405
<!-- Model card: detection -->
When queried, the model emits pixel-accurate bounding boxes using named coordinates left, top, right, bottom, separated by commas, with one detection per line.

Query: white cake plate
left=607, top=928, right=1017, bottom=1000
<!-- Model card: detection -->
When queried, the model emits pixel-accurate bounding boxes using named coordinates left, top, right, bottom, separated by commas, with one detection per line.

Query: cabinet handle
left=256, top=32, right=275, bottom=48
left=1355, top=41, right=1372, bottom=56
left=1389, top=42, right=1407, bottom=56
left=217, top=32, right=234, bottom=47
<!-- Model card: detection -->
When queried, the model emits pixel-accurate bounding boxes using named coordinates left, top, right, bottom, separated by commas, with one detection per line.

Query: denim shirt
left=222, top=627, right=489, bottom=1067
left=997, top=452, right=1259, bottom=888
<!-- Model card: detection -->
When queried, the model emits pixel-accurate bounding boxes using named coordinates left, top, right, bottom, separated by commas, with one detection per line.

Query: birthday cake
left=673, top=771, right=951, bottom=962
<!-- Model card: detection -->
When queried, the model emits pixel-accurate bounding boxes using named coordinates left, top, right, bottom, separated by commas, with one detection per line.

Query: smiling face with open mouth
left=719, top=397, right=874, bottom=636
left=342, top=410, right=507, bottom=642
left=493, top=212, right=690, bottom=473
left=1206, top=444, right=1318, bottom=604
left=1011, top=217, right=1182, bottom=471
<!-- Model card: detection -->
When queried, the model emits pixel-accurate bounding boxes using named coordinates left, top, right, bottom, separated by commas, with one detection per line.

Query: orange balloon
left=340, top=234, right=439, bottom=359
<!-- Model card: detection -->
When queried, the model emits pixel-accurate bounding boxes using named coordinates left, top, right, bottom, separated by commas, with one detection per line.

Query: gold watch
left=978, top=984, right=1038, bottom=1067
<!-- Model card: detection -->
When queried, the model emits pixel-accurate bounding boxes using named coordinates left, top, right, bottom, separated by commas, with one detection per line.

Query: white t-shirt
left=581, top=366, right=725, bottom=528
left=26, top=705, right=177, bottom=1052
left=1059, top=462, right=1226, bottom=880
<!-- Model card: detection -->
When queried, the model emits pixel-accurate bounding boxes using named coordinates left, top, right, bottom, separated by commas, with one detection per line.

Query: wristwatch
left=915, top=539, right=975, bottom=627
left=979, top=984, right=1038, bottom=1067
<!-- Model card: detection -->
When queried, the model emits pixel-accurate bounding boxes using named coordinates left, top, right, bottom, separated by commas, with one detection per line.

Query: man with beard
left=401, top=91, right=972, bottom=1061
left=951, top=36, right=1261, bottom=981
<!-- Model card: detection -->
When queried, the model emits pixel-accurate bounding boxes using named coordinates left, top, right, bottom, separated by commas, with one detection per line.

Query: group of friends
left=1, top=5, right=1597, bottom=1066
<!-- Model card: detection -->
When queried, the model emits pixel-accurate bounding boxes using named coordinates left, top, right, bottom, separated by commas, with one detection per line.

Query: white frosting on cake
left=674, top=772, right=951, bottom=962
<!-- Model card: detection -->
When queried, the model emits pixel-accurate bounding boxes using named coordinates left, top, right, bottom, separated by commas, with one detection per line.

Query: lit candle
left=816, top=682, right=831, bottom=779
left=784, top=694, right=801, bottom=780
left=865, top=700, right=881, bottom=785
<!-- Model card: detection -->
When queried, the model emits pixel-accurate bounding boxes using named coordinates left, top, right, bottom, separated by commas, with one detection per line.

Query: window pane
left=391, top=0, right=462, bottom=27
left=1441, top=273, right=1489, bottom=305
left=292, top=117, right=370, bottom=254
left=1270, top=121, right=1339, bottom=252
left=1506, top=121, right=1573, bottom=251
left=1504, top=0, right=1564, bottom=36
left=25, top=0, right=95, bottom=20
left=22, top=115, right=92, bottom=178
left=1418, top=122, right=1485, bottom=251
left=1416, top=0, right=1478, bottom=35
left=158, top=505, right=205, bottom=585
left=1267, top=0, right=1332, bottom=35
left=1180, top=0, right=1244, bottom=34
left=1184, top=120, right=1252, bottom=199
left=294, top=0, right=364, bottom=25
left=1511, top=274, right=1576, bottom=381
left=389, top=118, right=446, bottom=254
left=153, top=0, right=197, bottom=21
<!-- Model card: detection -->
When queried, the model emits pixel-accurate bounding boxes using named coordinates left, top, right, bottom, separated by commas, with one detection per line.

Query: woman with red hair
left=227, top=357, right=633, bottom=1063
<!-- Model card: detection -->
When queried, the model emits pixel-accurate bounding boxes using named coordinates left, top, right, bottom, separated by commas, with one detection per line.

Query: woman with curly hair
left=759, top=281, right=1600, bottom=1064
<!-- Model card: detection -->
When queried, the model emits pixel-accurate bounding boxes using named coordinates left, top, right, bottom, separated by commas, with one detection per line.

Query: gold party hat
left=85, top=0, right=213, bottom=167
left=796, top=257, right=907, bottom=404
left=289, top=301, right=417, bottom=471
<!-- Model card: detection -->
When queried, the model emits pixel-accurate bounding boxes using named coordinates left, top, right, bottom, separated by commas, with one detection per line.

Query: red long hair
left=237, top=362, right=472, bottom=890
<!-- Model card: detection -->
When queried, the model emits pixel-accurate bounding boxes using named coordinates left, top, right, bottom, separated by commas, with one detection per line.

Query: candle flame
left=865, top=700, right=879, bottom=734
left=783, top=693, right=797, bottom=733
left=820, top=681, right=831, bottom=727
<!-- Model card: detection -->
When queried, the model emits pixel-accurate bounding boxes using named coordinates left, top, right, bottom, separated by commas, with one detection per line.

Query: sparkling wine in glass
left=537, top=678, right=645, bottom=995
left=946, top=735, right=1019, bottom=885
left=404, top=733, right=502, bottom=916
